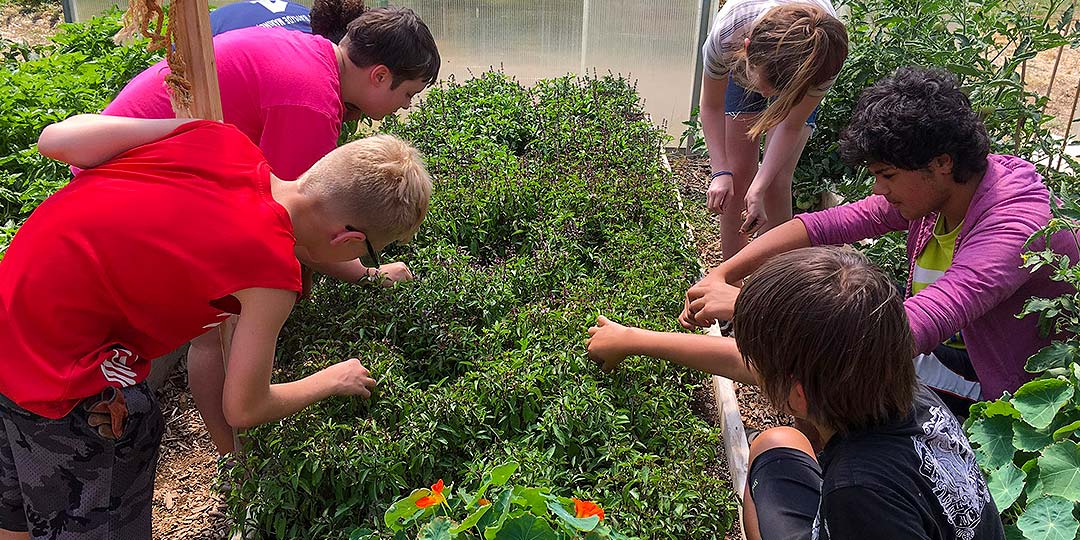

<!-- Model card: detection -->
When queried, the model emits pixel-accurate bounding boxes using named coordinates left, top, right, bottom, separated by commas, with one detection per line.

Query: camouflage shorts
left=0, top=383, right=163, bottom=539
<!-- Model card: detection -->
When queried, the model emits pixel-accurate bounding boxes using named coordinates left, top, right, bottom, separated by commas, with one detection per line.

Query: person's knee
left=187, top=329, right=224, bottom=365
left=0, top=529, right=30, bottom=540
left=748, top=426, right=815, bottom=465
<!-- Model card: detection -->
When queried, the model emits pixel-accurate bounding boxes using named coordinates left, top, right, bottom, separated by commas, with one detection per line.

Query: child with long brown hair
left=587, top=247, right=1004, bottom=540
left=700, top=1, right=847, bottom=258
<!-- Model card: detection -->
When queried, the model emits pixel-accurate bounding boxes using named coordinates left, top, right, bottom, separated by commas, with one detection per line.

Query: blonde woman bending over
left=700, top=1, right=847, bottom=257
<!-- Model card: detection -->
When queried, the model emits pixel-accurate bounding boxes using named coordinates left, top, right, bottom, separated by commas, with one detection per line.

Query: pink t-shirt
left=104, top=26, right=343, bottom=180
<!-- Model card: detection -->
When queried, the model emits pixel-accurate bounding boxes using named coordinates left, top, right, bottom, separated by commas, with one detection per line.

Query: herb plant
left=965, top=197, right=1080, bottom=539
left=225, top=72, right=734, bottom=539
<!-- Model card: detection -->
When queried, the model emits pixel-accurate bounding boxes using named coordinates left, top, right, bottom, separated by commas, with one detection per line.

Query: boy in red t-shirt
left=0, top=114, right=432, bottom=540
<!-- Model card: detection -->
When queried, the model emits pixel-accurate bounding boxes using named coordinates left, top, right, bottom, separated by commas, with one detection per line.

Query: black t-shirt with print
left=814, top=385, right=1005, bottom=540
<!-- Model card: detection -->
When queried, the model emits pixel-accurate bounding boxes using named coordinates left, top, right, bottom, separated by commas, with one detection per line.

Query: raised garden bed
left=225, top=72, right=737, bottom=539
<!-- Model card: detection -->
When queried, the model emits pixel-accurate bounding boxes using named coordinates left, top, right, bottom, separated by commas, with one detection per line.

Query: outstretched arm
left=680, top=218, right=812, bottom=328
left=587, top=316, right=758, bottom=385
left=222, top=287, right=378, bottom=428
left=37, top=114, right=200, bottom=170
left=741, top=94, right=822, bottom=234
left=305, top=258, right=415, bottom=286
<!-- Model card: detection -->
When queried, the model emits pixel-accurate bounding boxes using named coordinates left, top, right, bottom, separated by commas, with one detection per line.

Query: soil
left=0, top=2, right=61, bottom=47
left=151, top=360, right=230, bottom=540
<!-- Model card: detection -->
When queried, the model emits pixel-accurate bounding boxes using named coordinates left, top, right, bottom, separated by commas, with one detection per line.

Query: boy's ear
left=786, top=381, right=810, bottom=418
left=330, top=228, right=365, bottom=246
left=929, top=153, right=954, bottom=177
left=370, top=65, right=392, bottom=87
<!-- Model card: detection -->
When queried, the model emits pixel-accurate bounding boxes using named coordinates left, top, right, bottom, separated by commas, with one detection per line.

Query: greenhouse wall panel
left=65, top=0, right=721, bottom=136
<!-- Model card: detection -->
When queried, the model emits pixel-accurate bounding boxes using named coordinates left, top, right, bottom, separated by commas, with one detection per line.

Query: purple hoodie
left=797, top=155, right=1079, bottom=399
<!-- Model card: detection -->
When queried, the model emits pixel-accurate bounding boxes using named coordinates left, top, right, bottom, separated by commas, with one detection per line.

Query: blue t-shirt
left=210, top=0, right=313, bottom=35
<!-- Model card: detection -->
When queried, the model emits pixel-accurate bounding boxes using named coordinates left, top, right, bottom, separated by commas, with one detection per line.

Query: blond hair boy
left=0, top=114, right=430, bottom=539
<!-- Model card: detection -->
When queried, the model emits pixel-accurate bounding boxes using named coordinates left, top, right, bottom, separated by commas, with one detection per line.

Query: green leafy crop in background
left=225, top=72, right=734, bottom=539
left=966, top=198, right=1080, bottom=540
left=0, top=11, right=161, bottom=250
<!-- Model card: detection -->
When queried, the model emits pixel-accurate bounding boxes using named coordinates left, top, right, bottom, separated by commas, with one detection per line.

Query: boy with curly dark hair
left=682, top=66, right=1079, bottom=415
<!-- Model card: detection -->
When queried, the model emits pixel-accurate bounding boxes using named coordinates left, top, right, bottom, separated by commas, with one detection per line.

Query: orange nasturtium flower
left=415, top=479, right=447, bottom=508
left=478, top=498, right=491, bottom=506
left=572, top=498, right=604, bottom=521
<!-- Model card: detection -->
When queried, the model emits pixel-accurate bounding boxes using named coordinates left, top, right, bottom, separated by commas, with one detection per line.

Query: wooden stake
left=218, top=316, right=242, bottom=454
left=170, top=0, right=223, bottom=121
left=1046, top=0, right=1076, bottom=100
left=1059, top=74, right=1080, bottom=170
left=708, top=329, right=749, bottom=540
left=1016, top=60, right=1027, bottom=155
left=1047, top=46, right=1065, bottom=99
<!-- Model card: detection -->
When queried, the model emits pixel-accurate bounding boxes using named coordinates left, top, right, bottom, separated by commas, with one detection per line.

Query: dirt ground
left=151, top=362, right=231, bottom=539
left=0, top=2, right=61, bottom=46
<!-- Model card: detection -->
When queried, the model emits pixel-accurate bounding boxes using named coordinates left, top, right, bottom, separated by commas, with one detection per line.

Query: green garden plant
left=965, top=197, right=1080, bottom=539
left=225, top=72, right=734, bottom=540
left=368, top=462, right=633, bottom=540
left=0, top=11, right=160, bottom=248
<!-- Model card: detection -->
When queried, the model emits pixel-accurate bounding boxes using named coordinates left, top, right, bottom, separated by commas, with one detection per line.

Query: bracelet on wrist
left=709, top=170, right=734, bottom=180
left=359, top=267, right=379, bottom=283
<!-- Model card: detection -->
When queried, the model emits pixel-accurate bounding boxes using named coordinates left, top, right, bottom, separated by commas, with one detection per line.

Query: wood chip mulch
left=151, top=360, right=230, bottom=540
left=667, top=149, right=794, bottom=435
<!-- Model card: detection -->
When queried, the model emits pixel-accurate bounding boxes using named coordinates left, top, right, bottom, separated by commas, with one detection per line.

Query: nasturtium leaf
left=968, top=415, right=1017, bottom=469
left=488, top=462, right=519, bottom=486
left=988, top=462, right=1027, bottom=510
left=1037, top=442, right=1080, bottom=502
left=1023, top=458, right=1046, bottom=501
left=385, top=489, right=431, bottom=531
left=547, top=500, right=601, bottom=532
left=513, top=486, right=551, bottom=515
left=469, top=462, right=520, bottom=508
left=984, top=400, right=1022, bottom=419
left=494, top=514, right=557, bottom=540
left=483, top=490, right=515, bottom=540
left=451, top=504, right=492, bottom=535
left=1016, top=496, right=1079, bottom=540
left=1053, top=420, right=1080, bottom=441
left=1012, top=378, right=1074, bottom=429
left=1015, top=421, right=1056, bottom=452
left=1026, top=342, right=1079, bottom=373
left=418, top=517, right=453, bottom=540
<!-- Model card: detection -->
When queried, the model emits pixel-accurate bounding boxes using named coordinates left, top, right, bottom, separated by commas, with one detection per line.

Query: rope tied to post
left=113, top=0, right=195, bottom=116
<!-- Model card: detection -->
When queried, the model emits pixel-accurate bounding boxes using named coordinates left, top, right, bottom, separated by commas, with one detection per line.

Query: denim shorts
left=724, top=75, right=819, bottom=129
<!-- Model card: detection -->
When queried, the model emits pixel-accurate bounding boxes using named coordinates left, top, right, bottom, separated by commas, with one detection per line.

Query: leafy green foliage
left=1016, top=496, right=1078, bottom=540
left=966, top=204, right=1079, bottom=538
left=0, top=11, right=160, bottom=249
left=377, top=463, right=631, bottom=540
left=226, top=72, right=734, bottom=539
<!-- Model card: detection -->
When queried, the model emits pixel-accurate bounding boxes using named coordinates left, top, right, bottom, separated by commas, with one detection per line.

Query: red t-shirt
left=0, top=121, right=303, bottom=418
